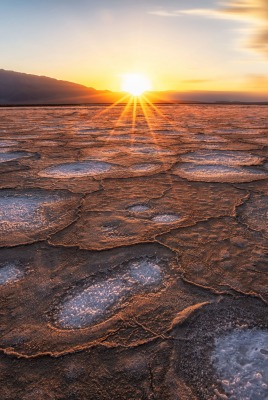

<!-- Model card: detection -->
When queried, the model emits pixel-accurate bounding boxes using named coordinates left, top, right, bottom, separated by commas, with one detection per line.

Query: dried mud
left=0, top=105, right=267, bottom=399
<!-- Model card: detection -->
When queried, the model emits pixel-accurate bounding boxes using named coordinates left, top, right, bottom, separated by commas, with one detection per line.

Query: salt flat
left=0, top=104, right=267, bottom=399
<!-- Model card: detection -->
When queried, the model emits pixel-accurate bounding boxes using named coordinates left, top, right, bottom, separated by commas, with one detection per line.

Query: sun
left=121, top=73, right=152, bottom=96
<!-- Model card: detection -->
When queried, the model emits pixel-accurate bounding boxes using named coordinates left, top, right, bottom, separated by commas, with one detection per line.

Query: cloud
left=249, top=29, right=268, bottom=54
left=179, top=9, right=223, bottom=17
left=220, top=1, right=266, bottom=19
left=148, top=7, right=233, bottom=19
left=219, top=0, right=268, bottom=56
left=148, top=8, right=219, bottom=18
left=149, top=1, right=268, bottom=56
left=148, top=10, right=181, bottom=17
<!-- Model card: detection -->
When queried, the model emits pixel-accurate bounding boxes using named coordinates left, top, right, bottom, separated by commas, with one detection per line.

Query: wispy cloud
left=148, top=10, right=181, bottom=17
left=219, top=1, right=268, bottom=56
left=149, top=1, right=268, bottom=56
left=220, top=1, right=266, bottom=19
left=149, top=8, right=224, bottom=18
left=179, top=9, right=223, bottom=17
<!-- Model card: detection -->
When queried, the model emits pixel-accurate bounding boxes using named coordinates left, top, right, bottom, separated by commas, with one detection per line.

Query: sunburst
left=121, top=73, right=152, bottom=97
left=91, top=76, right=177, bottom=188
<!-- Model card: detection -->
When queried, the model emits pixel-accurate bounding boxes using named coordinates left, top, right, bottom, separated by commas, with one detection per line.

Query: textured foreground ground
left=0, top=104, right=267, bottom=399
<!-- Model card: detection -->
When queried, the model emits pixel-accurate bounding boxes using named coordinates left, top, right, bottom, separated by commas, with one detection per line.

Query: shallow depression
left=39, top=160, right=113, bottom=178
left=0, top=151, right=36, bottom=163
left=173, top=163, right=267, bottom=183
left=152, top=214, right=180, bottom=223
left=55, top=257, right=164, bottom=329
left=0, top=140, right=19, bottom=148
left=179, top=150, right=265, bottom=166
left=0, top=262, right=24, bottom=285
left=130, top=163, right=160, bottom=172
left=0, top=189, right=80, bottom=246
left=0, top=191, right=72, bottom=225
left=128, top=204, right=150, bottom=213
left=212, top=329, right=268, bottom=400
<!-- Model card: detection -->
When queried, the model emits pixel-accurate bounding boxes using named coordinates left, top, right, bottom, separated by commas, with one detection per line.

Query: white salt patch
left=180, top=151, right=264, bottom=166
left=181, top=134, right=227, bottom=143
left=39, top=161, right=112, bottom=178
left=131, top=145, right=171, bottom=154
left=0, top=192, right=65, bottom=226
left=173, top=163, right=267, bottom=183
left=56, top=257, right=164, bottom=329
left=0, top=197, right=37, bottom=224
left=110, top=134, right=131, bottom=140
left=154, top=129, right=173, bottom=134
left=103, top=149, right=120, bottom=154
left=0, top=151, right=35, bottom=163
left=78, top=128, right=99, bottom=133
left=215, top=129, right=244, bottom=134
left=0, top=141, right=18, bottom=148
left=131, top=163, right=160, bottom=172
left=0, top=191, right=77, bottom=241
left=131, top=146, right=159, bottom=154
left=12, top=135, right=38, bottom=140
left=0, top=263, right=24, bottom=285
left=128, top=205, right=150, bottom=213
left=212, top=329, right=268, bottom=400
left=57, top=278, right=128, bottom=329
left=37, top=140, right=62, bottom=147
left=127, top=259, right=162, bottom=286
left=195, top=135, right=224, bottom=142
left=152, top=214, right=180, bottom=223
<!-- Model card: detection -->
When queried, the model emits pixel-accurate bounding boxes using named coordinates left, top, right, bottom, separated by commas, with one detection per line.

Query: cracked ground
left=0, top=104, right=267, bottom=399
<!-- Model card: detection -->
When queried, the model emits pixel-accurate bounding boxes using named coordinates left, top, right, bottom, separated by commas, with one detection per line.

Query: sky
left=0, top=0, right=268, bottom=93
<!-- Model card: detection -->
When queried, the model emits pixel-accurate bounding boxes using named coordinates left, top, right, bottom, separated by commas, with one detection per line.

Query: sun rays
left=91, top=93, right=177, bottom=188
left=95, top=93, right=173, bottom=148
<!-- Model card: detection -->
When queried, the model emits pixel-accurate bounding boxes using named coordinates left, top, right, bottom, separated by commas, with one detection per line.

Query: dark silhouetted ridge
left=0, top=69, right=121, bottom=105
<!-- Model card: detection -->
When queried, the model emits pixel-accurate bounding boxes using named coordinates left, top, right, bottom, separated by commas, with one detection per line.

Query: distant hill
left=148, top=90, right=268, bottom=104
left=0, top=69, right=122, bottom=105
left=0, top=69, right=267, bottom=105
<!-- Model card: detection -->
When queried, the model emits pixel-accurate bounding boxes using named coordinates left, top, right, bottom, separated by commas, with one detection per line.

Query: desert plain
left=0, top=104, right=267, bottom=399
